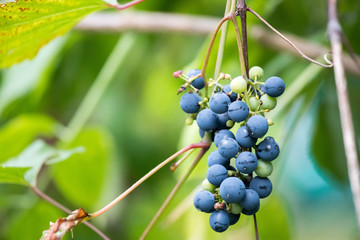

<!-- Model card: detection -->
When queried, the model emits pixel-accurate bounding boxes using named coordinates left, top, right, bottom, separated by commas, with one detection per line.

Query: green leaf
left=52, top=126, right=115, bottom=209
left=0, top=0, right=107, bottom=69
left=0, top=114, right=57, bottom=163
left=0, top=166, right=29, bottom=185
left=1, top=140, right=84, bottom=185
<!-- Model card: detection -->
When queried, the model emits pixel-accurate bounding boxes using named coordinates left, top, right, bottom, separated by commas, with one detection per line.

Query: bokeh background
left=0, top=0, right=359, bottom=239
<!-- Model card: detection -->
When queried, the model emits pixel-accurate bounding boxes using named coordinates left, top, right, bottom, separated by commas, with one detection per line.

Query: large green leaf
left=52, top=127, right=115, bottom=209
left=0, top=0, right=107, bottom=69
left=1, top=140, right=84, bottom=185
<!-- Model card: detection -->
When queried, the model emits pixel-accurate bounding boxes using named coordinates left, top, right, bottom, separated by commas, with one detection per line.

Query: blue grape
left=218, top=138, right=239, bottom=159
left=188, top=69, right=205, bottom=89
left=209, top=210, right=230, bottom=232
left=240, top=189, right=260, bottom=211
left=207, top=164, right=228, bottom=187
left=256, top=136, right=280, bottom=161
left=228, top=101, right=249, bottom=122
left=209, top=92, right=231, bottom=114
left=222, top=84, right=238, bottom=102
left=219, top=177, right=246, bottom=203
left=246, top=115, right=268, bottom=138
left=207, top=150, right=230, bottom=167
left=236, top=151, right=258, bottom=174
left=179, top=92, right=201, bottom=113
left=197, top=109, right=219, bottom=131
left=236, top=126, right=257, bottom=148
left=193, top=190, right=215, bottom=213
left=217, top=112, right=232, bottom=130
left=249, top=176, right=273, bottom=198
left=214, top=130, right=235, bottom=147
left=241, top=202, right=260, bottom=215
left=264, top=76, right=285, bottom=97
left=228, top=213, right=240, bottom=225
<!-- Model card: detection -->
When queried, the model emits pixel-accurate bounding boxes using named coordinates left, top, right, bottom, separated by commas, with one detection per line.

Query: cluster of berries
left=176, top=66, right=285, bottom=232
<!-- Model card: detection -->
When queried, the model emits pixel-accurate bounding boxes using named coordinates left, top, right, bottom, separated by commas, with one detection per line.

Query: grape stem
left=31, top=186, right=110, bottom=240
left=107, top=0, right=144, bottom=10
left=253, top=214, right=259, bottom=240
left=247, top=7, right=333, bottom=68
left=139, top=146, right=210, bottom=240
left=89, top=142, right=211, bottom=219
left=328, top=0, right=360, bottom=228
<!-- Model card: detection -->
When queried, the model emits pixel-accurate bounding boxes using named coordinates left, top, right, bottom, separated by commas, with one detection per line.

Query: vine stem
left=214, top=0, right=231, bottom=79
left=31, top=186, right=110, bottom=240
left=253, top=214, right=259, bottom=240
left=139, top=147, right=210, bottom=240
left=247, top=7, right=333, bottom=68
left=60, top=34, right=135, bottom=142
left=89, top=142, right=210, bottom=219
left=328, top=0, right=360, bottom=228
left=107, top=0, right=144, bottom=10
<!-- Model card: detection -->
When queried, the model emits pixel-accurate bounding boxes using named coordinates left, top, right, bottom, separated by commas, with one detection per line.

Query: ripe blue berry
left=241, top=202, right=260, bottom=215
left=188, top=69, right=205, bottom=89
left=228, top=101, right=249, bottom=122
left=193, top=190, right=215, bottom=213
left=264, top=76, right=285, bottom=97
left=256, top=136, right=280, bottom=161
left=209, top=92, right=231, bottom=114
left=240, top=189, right=260, bottom=211
left=236, top=126, right=257, bottom=148
left=209, top=210, right=230, bottom=232
left=219, top=177, right=246, bottom=203
left=218, top=138, right=239, bottom=159
left=228, top=213, right=240, bottom=225
left=197, top=109, right=218, bottom=131
left=246, top=115, right=268, bottom=138
left=179, top=92, right=201, bottom=113
left=216, top=112, right=232, bottom=130
left=214, top=130, right=235, bottom=147
left=222, top=84, right=238, bottom=102
left=236, top=151, right=258, bottom=174
left=207, top=150, right=230, bottom=167
left=207, top=164, right=228, bottom=187
left=249, top=176, right=273, bottom=198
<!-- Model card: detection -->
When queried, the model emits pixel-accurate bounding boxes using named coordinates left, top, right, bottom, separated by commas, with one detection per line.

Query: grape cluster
left=176, top=66, right=285, bottom=233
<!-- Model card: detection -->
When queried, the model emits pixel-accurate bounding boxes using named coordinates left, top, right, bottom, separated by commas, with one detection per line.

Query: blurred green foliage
left=0, top=0, right=359, bottom=239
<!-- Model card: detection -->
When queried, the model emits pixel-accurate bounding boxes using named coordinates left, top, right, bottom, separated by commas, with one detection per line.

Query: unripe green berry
left=267, top=119, right=274, bottom=126
left=230, top=203, right=243, bottom=214
left=226, top=120, right=235, bottom=128
left=230, top=76, right=247, bottom=94
left=249, top=66, right=264, bottom=80
left=186, top=117, right=193, bottom=125
left=260, top=94, right=277, bottom=110
left=202, top=179, right=216, bottom=192
left=249, top=96, right=259, bottom=111
left=255, top=160, right=273, bottom=177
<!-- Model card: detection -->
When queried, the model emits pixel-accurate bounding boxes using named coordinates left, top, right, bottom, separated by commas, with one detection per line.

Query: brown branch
left=247, top=7, right=333, bottom=68
left=140, top=147, right=210, bottom=240
left=328, top=0, right=360, bottom=228
left=31, top=187, right=110, bottom=240
left=237, top=0, right=249, bottom=76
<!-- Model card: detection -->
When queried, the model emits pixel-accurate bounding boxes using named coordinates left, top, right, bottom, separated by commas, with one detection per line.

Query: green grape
left=230, top=203, right=243, bottom=214
left=249, top=96, right=259, bottom=111
left=249, top=66, right=264, bottom=80
left=255, top=160, right=273, bottom=177
left=230, top=76, right=247, bottom=94
left=260, top=94, right=277, bottom=110
left=202, top=179, right=216, bottom=192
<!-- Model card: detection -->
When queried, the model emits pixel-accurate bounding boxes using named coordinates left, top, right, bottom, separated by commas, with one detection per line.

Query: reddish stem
left=107, top=0, right=144, bottom=10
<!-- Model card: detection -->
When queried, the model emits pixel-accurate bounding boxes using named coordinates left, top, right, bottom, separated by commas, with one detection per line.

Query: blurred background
left=0, top=0, right=359, bottom=239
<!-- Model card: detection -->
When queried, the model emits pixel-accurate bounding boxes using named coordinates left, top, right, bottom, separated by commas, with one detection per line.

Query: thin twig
left=253, top=214, right=259, bottom=240
left=328, top=0, right=360, bottom=228
left=170, top=149, right=195, bottom=172
left=107, top=0, right=144, bottom=10
left=237, top=0, right=249, bottom=76
left=214, top=0, right=231, bottom=79
left=247, top=7, right=333, bottom=68
left=140, top=147, right=210, bottom=240
left=89, top=142, right=210, bottom=219
left=31, top=186, right=110, bottom=240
